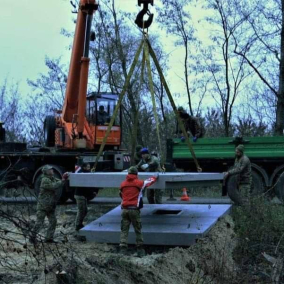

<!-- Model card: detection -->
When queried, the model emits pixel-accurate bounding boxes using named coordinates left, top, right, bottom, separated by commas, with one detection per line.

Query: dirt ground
left=0, top=202, right=237, bottom=284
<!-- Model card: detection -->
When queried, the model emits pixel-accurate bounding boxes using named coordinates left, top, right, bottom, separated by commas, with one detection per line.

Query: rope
left=130, top=39, right=146, bottom=165
left=146, top=38, right=202, bottom=172
left=92, top=39, right=145, bottom=172
left=144, top=36, right=164, bottom=167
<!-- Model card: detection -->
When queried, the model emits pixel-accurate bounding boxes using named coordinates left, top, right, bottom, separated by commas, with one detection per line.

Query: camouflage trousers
left=239, top=183, right=251, bottom=204
left=147, top=188, right=163, bottom=204
left=33, top=206, right=57, bottom=241
left=120, top=209, right=143, bottom=247
left=74, top=195, right=88, bottom=228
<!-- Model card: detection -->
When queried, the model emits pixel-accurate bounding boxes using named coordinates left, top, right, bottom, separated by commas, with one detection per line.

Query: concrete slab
left=80, top=204, right=231, bottom=246
left=69, top=172, right=224, bottom=189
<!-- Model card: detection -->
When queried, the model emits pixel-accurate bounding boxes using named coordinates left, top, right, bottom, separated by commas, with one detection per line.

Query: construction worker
left=224, top=144, right=252, bottom=205
left=137, top=148, right=163, bottom=204
left=0, top=122, right=6, bottom=142
left=97, top=105, right=109, bottom=125
left=134, top=145, right=143, bottom=165
left=30, top=165, right=68, bottom=243
left=177, top=106, right=204, bottom=142
left=74, top=162, right=95, bottom=231
left=119, top=166, right=158, bottom=257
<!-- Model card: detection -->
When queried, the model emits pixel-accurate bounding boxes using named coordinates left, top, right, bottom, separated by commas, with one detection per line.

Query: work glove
left=62, top=172, right=69, bottom=180
left=223, top=172, right=229, bottom=179
left=122, top=169, right=128, bottom=172
left=154, top=173, right=159, bottom=179
left=180, top=136, right=185, bottom=142
left=141, top=164, right=149, bottom=170
left=192, top=136, right=198, bottom=142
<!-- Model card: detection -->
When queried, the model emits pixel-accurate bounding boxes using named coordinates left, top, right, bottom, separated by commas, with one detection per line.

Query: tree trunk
left=275, top=0, right=284, bottom=136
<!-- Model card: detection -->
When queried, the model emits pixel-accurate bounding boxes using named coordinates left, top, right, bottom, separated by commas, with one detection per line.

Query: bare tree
left=0, top=79, right=23, bottom=142
left=157, top=0, right=196, bottom=115
left=229, top=0, right=284, bottom=135
left=200, top=0, right=253, bottom=136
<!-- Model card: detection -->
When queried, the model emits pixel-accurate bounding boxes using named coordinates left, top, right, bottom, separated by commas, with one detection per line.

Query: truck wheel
left=226, top=175, right=243, bottom=205
left=251, top=171, right=264, bottom=197
left=275, top=172, right=284, bottom=202
left=34, top=166, right=69, bottom=204
left=226, top=171, right=264, bottom=204
left=44, top=116, right=56, bottom=147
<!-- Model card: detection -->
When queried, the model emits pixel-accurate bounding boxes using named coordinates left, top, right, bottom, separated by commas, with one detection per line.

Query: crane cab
left=86, top=92, right=122, bottom=149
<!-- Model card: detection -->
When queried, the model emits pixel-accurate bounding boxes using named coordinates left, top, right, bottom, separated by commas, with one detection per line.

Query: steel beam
left=69, top=172, right=224, bottom=189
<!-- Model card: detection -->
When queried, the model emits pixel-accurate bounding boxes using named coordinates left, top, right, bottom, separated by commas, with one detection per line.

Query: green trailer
left=166, top=136, right=284, bottom=201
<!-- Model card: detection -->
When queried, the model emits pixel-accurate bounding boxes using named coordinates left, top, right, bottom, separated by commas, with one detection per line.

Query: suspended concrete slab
left=69, top=172, right=224, bottom=189
left=79, top=204, right=231, bottom=246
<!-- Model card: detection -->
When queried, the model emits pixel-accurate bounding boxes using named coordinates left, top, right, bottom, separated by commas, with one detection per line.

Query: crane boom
left=62, top=0, right=98, bottom=127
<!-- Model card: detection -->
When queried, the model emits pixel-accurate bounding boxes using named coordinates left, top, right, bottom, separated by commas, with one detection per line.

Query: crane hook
left=135, top=0, right=154, bottom=29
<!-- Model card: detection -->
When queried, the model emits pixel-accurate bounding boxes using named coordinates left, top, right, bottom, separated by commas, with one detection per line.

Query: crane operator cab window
left=97, top=105, right=110, bottom=125
left=86, top=92, right=121, bottom=126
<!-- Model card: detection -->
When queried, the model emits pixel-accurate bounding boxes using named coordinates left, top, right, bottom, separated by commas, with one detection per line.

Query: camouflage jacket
left=228, top=154, right=252, bottom=184
left=177, top=113, right=204, bottom=138
left=134, top=152, right=142, bottom=165
left=37, top=175, right=63, bottom=209
left=137, top=155, right=162, bottom=172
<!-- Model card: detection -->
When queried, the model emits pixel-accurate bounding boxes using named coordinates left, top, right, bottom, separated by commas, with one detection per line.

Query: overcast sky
left=0, top=0, right=207, bottom=108
left=0, top=0, right=76, bottom=90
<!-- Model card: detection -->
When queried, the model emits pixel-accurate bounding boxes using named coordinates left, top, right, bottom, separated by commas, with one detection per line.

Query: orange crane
left=44, top=0, right=121, bottom=150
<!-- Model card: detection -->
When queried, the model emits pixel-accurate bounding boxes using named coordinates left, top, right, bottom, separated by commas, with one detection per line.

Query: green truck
left=166, top=136, right=284, bottom=202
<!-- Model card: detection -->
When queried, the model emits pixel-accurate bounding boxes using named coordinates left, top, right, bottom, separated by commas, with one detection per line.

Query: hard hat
left=128, top=166, right=138, bottom=175
left=140, top=148, right=149, bottom=154
left=42, top=165, right=53, bottom=172
left=0, top=121, right=3, bottom=124
left=177, top=106, right=185, bottom=112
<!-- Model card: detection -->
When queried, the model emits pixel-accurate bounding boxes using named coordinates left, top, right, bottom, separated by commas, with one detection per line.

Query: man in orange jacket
left=119, top=166, right=158, bottom=257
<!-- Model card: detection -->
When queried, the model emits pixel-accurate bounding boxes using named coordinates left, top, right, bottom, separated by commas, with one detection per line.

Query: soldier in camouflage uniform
left=177, top=106, right=204, bottom=142
left=30, top=165, right=65, bottom=243
left=224, top=144, right=252, bottom=205
left=134, top=145, right=143, bottom=165
left=137, top=148, right=163, bottom=204
left=74, top=162, right=94, bottom=231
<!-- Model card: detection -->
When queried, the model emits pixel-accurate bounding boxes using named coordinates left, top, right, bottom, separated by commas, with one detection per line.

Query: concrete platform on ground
left=79, top=204, right=232, bottom=246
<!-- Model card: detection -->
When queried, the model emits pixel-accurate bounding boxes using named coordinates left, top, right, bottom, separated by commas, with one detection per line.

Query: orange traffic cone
left=180, top=188, right=190, bottom=201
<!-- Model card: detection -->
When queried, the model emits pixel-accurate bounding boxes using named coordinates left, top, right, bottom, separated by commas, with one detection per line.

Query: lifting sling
left=92, top=1, right=201, bottom=172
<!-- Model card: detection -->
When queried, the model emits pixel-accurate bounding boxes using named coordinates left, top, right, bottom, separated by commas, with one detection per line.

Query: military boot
left=137, top=247, right=146, bottom=257
left=119, top=246, right=128, bottom=255
left=75, top=224, right=84, bottom=231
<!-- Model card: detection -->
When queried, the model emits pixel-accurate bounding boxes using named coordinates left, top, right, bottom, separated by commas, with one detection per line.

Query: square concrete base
left=80, top=204, right=231, bottom=246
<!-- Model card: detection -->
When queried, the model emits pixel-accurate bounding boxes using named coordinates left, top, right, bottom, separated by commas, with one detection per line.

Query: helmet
left=128, top=166, right=138, bottom=175
left=42, top=165, right=53, bottom=172
left=140, top=148, right=149, bottom=154
left=177, top=106, right=185, bottom=112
